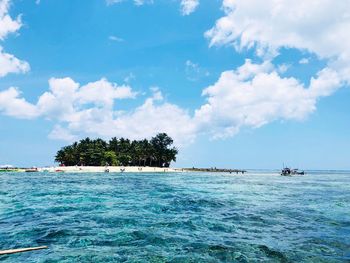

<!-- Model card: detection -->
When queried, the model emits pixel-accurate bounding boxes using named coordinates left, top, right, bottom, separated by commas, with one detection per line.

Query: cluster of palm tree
left=55, top=133, right=178, bottom=167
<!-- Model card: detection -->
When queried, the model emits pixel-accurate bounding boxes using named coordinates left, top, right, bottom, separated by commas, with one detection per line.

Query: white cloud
left=78, top=78, right=136, bottom=107
left=299, top=58, right=309, bottom=65
left=277, top=64, right=289, bottom=74
left=196, top=0, right=350, bottom=138
left=60, top=85, right=195, bottom=145
left=0, top=78, right=196, bottom=145
left=0, top=0, right=21, bottom=40
left=194, top=60, right=341, bottom=139
left=0, top=87, right=38, bottom=118
left=1, top=77, right=136, bottom=120
left=0, top=46, right=30, bottom=77
left=106, top=0, right=153, bottom=6
left=133, top=0, right=153, bottom=5
left=0, top=0, right=29, bottom=78
left=0, top=57, right=342, bottom=143
left=106, top=0, right=197, bottom=15
left=1, top=59, right=341, bottom=144
left=206, top=0, right=350, bottom=80
left=0, top=0, right=347, bottom=146
left=48, top=125, right=77, bottom=142
left=0, top=0, right=31, bottom=117
left=206, top=0, right=350, bottom=58
left=109, top=35, right=124, bottom=42
left=185, top=60, right=209, bottom=81
left=71, top=92, right=196, bottom=145
left=106, top=0, right=123, bottom=5
left=186, top=60, right=199, bottom=71
left=36, top=77, right=136, bottom=120
left=180, top=0, right=199, bottom=16
left=149, top=86, right=163, bottom=101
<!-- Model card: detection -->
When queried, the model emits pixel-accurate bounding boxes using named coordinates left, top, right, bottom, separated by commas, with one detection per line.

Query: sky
left=0, top=0, right=349, bottom=169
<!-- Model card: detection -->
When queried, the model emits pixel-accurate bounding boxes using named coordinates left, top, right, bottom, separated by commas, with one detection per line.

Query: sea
left=0, top=170, right=349, bottom=262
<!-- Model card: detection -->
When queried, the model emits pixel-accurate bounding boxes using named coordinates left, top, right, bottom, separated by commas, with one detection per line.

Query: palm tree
left=151, top=133, right=175, bottom=167
left=55, top=133, right=178, bottom=167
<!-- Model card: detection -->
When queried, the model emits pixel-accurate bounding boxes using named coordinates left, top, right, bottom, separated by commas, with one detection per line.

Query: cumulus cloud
left=0, top=78, right=195, bottom=145
left=180, top=0, right=199, bottom=16
left=1, top=78, right=136, bottom=120
left=0, top=0, right=347, bottom=146
left=36, top=78, right=136, bottom=120
left=206, top=0, right=350, bottom=80
left=0, top=47, right=30, bottom=77
left=0, top=0, right=21, bottom=40
left=1, top=59, right=341, bottom=144
left=195, top=0, right=349, bottom=138
left=48, top=125, right=77, bottom=142
left=71, top=91, right=196, bottom=145
left=206, top=0, right=350, bottom=57
left=0, top=87, right=38, bottom=118
left=195, top=60, right=341, bottom=139
left=0, top=0, right=29, bottom=77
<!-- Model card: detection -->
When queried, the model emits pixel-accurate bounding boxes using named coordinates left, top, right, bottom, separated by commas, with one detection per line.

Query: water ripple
left=0, top=171, right=349, bottom=262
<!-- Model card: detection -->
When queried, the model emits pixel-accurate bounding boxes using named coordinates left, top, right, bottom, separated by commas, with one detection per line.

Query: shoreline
left=39, top=166, right=182, bottom=173
left=0, top=166, right=246, bottom=174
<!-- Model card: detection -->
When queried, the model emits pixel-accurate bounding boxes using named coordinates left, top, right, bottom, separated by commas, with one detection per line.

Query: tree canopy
left=55, top=133, right=178, bottom=167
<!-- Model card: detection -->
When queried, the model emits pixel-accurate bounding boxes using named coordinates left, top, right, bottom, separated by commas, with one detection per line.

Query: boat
left=292, top=169, right=305, bottom=175
left=25, top=168, right=38, bottom=172
left=281, top=167, right=305, bottom=176
left=281, top=167, right=292, bottom=176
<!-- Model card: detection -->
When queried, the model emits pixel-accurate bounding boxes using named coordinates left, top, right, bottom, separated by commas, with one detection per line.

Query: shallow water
left=0, top=171, right=349, bottom=262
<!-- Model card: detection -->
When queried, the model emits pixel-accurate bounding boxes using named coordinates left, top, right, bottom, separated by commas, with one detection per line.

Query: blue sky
left=0, top=0, right=349, bottom=169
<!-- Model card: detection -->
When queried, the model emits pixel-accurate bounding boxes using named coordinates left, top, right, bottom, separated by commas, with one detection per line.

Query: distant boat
left=25, top=168, right=38, bottom=173
left=281, top=167, right=305, bottom=176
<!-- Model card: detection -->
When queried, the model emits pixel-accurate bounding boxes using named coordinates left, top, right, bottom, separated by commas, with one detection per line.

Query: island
left=0, top=133, right=245, bottom=173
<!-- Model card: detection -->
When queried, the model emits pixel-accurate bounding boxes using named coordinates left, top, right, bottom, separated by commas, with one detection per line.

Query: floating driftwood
left=0, top=246, right=48, bottom=256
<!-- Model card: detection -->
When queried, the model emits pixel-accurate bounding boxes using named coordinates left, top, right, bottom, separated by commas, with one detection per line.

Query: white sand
left=38, top=166, right=184, bottom=173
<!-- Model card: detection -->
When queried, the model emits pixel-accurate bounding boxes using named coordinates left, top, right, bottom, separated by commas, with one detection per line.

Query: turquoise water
left=0, top=171, right=349, bottom=262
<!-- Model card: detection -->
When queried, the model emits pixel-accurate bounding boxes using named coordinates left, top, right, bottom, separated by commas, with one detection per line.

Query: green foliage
left=104, top=151, right=119, bottom=166
left=55, top=133, right=178, bottom=167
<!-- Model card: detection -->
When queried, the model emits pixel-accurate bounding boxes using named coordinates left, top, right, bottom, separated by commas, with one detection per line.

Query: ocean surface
left=0, top=171, right=349, bottom=262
